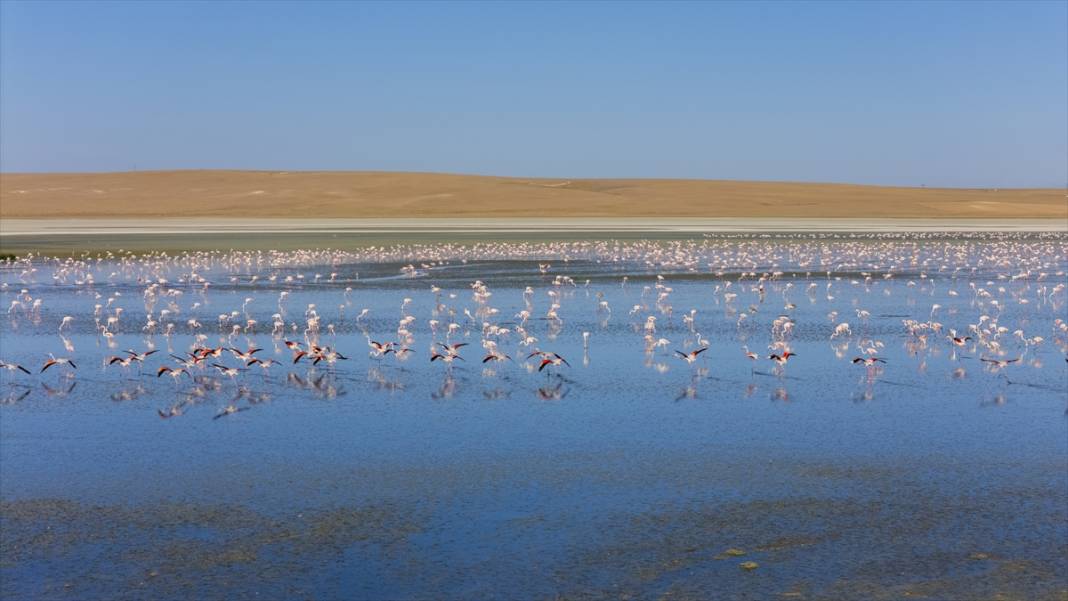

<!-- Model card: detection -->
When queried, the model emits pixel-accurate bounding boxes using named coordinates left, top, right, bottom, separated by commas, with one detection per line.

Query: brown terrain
left=0, top=170, right=1064, bottom=219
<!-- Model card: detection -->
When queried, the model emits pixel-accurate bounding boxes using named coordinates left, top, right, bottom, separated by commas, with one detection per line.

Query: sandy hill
left=0, top=170, right=1064, bottom=219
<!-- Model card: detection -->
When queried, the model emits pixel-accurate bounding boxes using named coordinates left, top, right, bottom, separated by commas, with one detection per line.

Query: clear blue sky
left=2, top=1, right=1065, bottom=187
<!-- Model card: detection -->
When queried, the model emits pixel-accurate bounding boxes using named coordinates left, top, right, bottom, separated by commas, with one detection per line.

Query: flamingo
left=528, top=351, right=570, bottom=372
left=0, top=361, right=31, bottom=375
left=41, top=355, right=76, bottom=372
left=674, top=347, right=708, bottom=365
left=125, top=349, right=159, bottom=362
left=229, top=347, right=262, bottom=362
left=431, top=342, right=467, bottom=364
left=851, top=357, right=886, bottom=366
left=768, top=351, right=797, bottom=366
left=980, top=357, right=1020, bottom=368
left=157, top=366, right=191, bottom=383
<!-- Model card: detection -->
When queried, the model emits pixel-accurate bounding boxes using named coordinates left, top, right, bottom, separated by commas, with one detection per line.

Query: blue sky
left=1, top=1, right=1065, bottom=186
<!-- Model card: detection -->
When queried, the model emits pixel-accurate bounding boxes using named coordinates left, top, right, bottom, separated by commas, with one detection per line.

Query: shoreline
left=3, top=217, right=1066, bottom=236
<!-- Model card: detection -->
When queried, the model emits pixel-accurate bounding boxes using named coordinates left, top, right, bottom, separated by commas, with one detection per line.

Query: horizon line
left=2, top=168, right=1063, bottom=191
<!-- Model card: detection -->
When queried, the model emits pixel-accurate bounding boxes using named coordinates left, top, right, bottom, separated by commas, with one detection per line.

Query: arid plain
left=2, top=170, right=1065, bottom=219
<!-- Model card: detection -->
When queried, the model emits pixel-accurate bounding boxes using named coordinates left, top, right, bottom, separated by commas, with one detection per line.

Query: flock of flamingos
left=1, top=233, right=1066, bottom=418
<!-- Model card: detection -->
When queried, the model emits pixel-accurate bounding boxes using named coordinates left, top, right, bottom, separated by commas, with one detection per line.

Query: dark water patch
left=548, top=489, right=1067, bottom=601
left=0, top=498, right=425, bottom=600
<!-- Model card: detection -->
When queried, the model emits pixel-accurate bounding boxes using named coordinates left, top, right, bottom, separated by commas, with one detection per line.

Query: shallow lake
left=1, top=234, right=1066, bottom=600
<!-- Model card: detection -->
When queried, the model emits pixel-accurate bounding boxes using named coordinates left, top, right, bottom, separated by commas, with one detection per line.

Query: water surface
left=2, top=234, right=1066, bottom=600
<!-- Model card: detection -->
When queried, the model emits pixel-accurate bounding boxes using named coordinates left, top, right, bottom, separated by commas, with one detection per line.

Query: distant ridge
left=1, top=170, right=1064, bottom=219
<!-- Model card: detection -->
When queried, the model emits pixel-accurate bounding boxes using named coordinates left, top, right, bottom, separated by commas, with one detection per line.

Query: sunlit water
left=1, top=234, right=1066, bottom=600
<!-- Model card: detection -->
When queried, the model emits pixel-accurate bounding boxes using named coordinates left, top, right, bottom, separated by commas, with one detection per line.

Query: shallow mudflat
left=1, top=234, right=1066, bottom=600
left=3, top=218, right=1064, bottom=258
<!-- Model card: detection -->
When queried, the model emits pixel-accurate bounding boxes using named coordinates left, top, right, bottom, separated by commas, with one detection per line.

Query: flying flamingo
left=674, top=347, right=708, bottom=365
